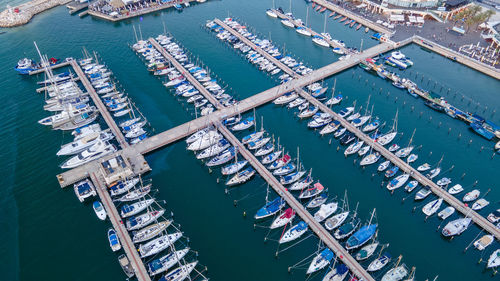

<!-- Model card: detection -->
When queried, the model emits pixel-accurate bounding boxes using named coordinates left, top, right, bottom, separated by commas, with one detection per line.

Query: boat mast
left=407, top=267, right=416, bottom=280
left=323, top=12, right=327, bottom=33
left=364, top=95, right=371, bottom=115
left=408, top=128, right=416, bottom=146
left=305, top=6, right=309, bottom=27
left=289, top=0, right=292, bottom=13
left=368, top=208, right=376, bottom=225
left=272, top=0, right=275, bottom=9
left=132, top=25, right=139, bottom=42
left=296, top=146, right=300, bottom=171
left=253, top=108, right=257, bottom=132
left=392, top=109, right=399, bottom=132
left=260, top=115, right=264, bottom=132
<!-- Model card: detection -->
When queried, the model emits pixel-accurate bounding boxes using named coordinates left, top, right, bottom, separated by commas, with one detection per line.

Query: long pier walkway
left=218, top=125, right=376, bottom=281
left=69, top=60, right=128, bottom=148
left=312, top=0, right=393, bottom=36
left=29, top=60, right=71, bottom=75
left=90, top=172, right=151, bottom=281
left=148, top=38, right=224, bottom=109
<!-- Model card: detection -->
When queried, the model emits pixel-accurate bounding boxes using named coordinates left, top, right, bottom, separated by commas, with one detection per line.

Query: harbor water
left=1, top=0, right=499, bottom=281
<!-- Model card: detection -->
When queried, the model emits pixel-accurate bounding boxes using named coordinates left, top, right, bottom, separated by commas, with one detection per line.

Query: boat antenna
left=265, top=184, right=269, bottom=203
left=296, top=146, right=300, bottom=171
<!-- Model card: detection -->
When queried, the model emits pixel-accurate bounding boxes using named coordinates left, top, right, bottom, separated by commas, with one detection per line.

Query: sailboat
left=138, top=232, right=183, bottom=258
left=307, top=248, right=334, bottom=274
left=377, top=110, right=398, bottom=146
left=487, top=249, right=500, bottom=268
left=387, top=174, right=410, bottom=191
left=346, top=209, right=377, bottom=250
left=126, top=209, right=165, bottom=231
left=323, top=264, right=349, bottom=281
left=226, top=167, right=256, bottom=186
left=270, top=208, right=296, bottom=229
left=132, top=220, right=171, bottom=243
left=254, top=197, right=286, bottom=219
left=422, top=198, right=443, bottom=216
left=147, top=248, right=190, bottom=276
left=368, top=252, right=391, bottom=272
left=280, top=221, right=308, bottom=243
left=161, top=261, right=198, bottom=281
left=314, top=202, right=338, bottom=222
left=355, top=242, right=378, bottom=261
left=381, top=256, right=407, bottom=281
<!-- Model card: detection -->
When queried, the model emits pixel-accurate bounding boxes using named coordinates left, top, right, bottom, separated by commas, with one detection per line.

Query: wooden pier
left=29, top=60, right=71, bottom=75
left=312, top=0, right=393, bottom=36
left=69, top=60, right=128, bottom=148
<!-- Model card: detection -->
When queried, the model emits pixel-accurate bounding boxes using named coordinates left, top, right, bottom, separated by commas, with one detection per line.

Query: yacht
left=270, top=208, right=296, bottom=229
left=126, top=210, right=165, bottom=231
left=324, top=211, right=349, bottom=230
left=57, top=130, right=114, bottom=156
left=162, top=261, right=198, bottom=281
left=139, top=232, right=183, bottom=258
left=73, top=179, right=96, bottom=202
left=132, top=221, right=171, bottom=244
left=442, top=217, right=472, bottom=237
left=307, top=248, right=334, bottom=274
left=93, top=201, right=107, bottom=220
left=187, top=131, right=222, bottom=151
left=60, top=141, right=116, bottom=169
left=314, top=202, right=338, bottom=222
left=147, top=248, right=190, bottom=276
left=422, top=198, right=443, bottom=216
left=280, top=221, right=308, bottom=243
left=120, top=199, right=155, bottom=218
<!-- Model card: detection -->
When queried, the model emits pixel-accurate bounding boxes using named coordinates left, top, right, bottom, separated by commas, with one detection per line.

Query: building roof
left=445, top=0, right=469, bottom=7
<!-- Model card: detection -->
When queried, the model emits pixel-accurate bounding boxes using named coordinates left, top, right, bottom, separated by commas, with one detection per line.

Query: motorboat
left=487, top=209, right=500, bottom=223
left=73, top=179, right=96, bottom=202
left=474, top=235, right=494, bottom=251
left=463, top=189, right=480, bottom=202
left=442, top=217, right=472, bottom=237
left=118, top=254, right=135, bottom=278
left=438, top=206, right=455, bottom=220
left=436, top=177, right=452, bottom=187
left=147, top=248, right=190, bottom=276
left=254, top=197, right=286, bottom=219
left=270, top=208, right=296, bottom=229
left=404, top=181, right=418, bottom=193
left=377, top=160, right=390, bottom=172
left=93, top=201, right=107, bottom=220
left=448, top=184, right=464, bottom=195
left=314, top=202, right=338, bottom=222
left=422, top=198, right=443, bottom=216
left=108, top=228, right=121, bottom=252
left=280, top=221, right=308, bottom=243
left=132, top=221, right=171, bottom=244
left=60, top=141, right=116, bottom=169
left=472, top=198, right=489, bottom=211
left=415, top=187, right=431, bottom=201
left=324, top=211, right=349, bottom=231
left=417, top=163, right=431, bottom=171
left=306, top=248, right=334, bottom=274
left=139, top=232, right=183, bottom=258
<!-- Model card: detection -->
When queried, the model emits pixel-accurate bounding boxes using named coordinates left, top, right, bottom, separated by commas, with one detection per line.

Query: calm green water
left=1, top=1, right=499, bottom=281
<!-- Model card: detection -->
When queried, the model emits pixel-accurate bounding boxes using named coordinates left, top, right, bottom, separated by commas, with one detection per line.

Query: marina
left=3, top=0, right=500, bottom=281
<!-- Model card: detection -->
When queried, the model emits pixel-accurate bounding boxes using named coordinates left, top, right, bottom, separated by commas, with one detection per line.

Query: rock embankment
left=0, top=0, right=71, bottom=27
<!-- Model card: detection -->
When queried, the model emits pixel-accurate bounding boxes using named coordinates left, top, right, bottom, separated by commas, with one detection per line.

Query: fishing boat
left=417, top=163, right=430, bottom=171
left=299, top=182, right=325, bottom=199
left=116, top=184, right=151, bottom=202
left=187, top=131, right=222, bottom=151
left=438, top=206, right=455, bottom=220
left=425, top=167, right=441, bottom=179
left=161, top=261, right=198, bottom=281
left=270, top=208, right=296, bottom=229
left=368, top=253, right=391, bottom=272
left=108, top=228, right=121, bottom=252
left=436, top=177, right=452, bottom=187
left=280, top=221, right=308, bottom=243
left=463, top=189, right=480, bottom=202
left=255, top=197, right=286, bottom=219
left=221, top=160, right=248, bottom=175
left=324, top=211, right=349, bottom=230
left=118, top=254, right=135, bottom=278
left=360, top=152, right=380, bottom=166
left=422, top=198, right=443, bottom=216
left=448, top=184, right=463, bottom=195
left=415, top=187, right=431, bottom=201
left=120, top=199, right=155, bottom=218
left=377, top=160, right=390, bottom=172
left=147, top=248, right=190, bottom=276
left=387, top=174, right=410, bottom=191
left=93, top=201, right=107, bottom=220
left=442, top=217, right=472, bottom=237
left=334, top=219, right=360, bottom=240
left=139, top=232, right=182, bottom=258
left=196, top=139, right=230, bottom=159
left=126, top=210, right=165, bottom=231
left=346, top=223, right=377, bottom=250
left=385, top=166, right=399, bottom=178
left=232, top=117, right=255, bottom=131
left=307, top=248, right=334, bottom=274
left=474, top=235, right=494, bottom=251
left=487, top=209, right=500, bottom=223
left=472, top=198, right=489, bottom=211
left=132, top=221, right=171, bottom=243
left=356, top=242, right=378, bottom=261
left=73, top=179, right=96, bottom=202
left=487, top=249, right=500, bottom=268
left=323, top=264, right=349, bottom=281
left=314, top=202, right=338, bottom=222
left=226, top=167, right=256, bottom=186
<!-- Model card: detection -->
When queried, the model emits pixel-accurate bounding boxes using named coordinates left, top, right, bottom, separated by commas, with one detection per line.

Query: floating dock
left=29, top=60, right=71, bottom=75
